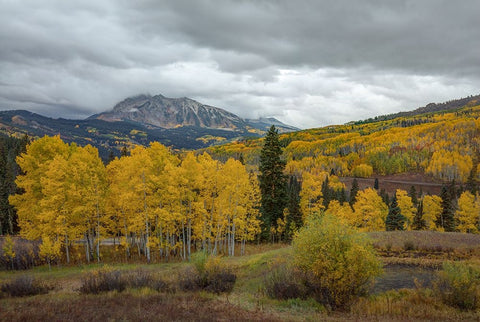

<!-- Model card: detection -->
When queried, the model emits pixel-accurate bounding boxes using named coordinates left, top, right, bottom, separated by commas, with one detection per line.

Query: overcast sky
left=1, top=0, right=479, bottom=129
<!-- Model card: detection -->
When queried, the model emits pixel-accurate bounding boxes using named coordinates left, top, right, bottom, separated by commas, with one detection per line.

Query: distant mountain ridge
left=91, top=94, right=248, bottom=130
left=0, top=94, right=298, bottom=159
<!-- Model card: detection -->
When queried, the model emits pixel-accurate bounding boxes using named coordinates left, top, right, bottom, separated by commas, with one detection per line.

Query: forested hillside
left=207, top=99, right=480, bottom=184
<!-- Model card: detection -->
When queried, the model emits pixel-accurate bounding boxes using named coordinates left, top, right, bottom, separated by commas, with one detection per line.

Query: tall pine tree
left=438, top=182, right=456, bottom=232
left=408, top=185, right=418, bottom=206
left=349, top=178, right=359, bottom=208
left=386, top=194, right=405, bottom=231
left=412, top=200, right=425, bottom=230
left=258, top=125, right=287, bottom=241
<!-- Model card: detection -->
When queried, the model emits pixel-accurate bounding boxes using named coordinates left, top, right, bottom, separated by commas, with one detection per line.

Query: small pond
left=373, top=265, right=438, bottom=294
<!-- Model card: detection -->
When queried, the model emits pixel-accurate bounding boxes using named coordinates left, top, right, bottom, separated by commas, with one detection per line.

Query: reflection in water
left=373, top=265, right=438, bottom=294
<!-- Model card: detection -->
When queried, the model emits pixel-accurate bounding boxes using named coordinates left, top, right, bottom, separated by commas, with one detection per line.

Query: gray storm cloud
left=0, top=0, right=479, bottom=128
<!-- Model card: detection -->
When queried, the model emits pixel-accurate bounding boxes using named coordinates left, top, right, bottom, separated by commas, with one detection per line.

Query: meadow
left=2, top=231, right=480, bottom=321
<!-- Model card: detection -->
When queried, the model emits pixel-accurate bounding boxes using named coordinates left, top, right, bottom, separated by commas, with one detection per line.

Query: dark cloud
left=0, top=0, right=479, bottom=128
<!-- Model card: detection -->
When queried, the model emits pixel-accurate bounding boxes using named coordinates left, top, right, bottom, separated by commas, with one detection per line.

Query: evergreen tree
left=322, top=176, right=332, bottom=209
left=349, top=178, right=359, bottom=208
left=238, top=153, right=245, bottom=165
left=385, top=195, right=405, bottom=231
left=0, top=135, right=28, bottom=234
left=379, top=188, right=389, bottom=206
left=258, top=125, right=287, bottom=241
left=374, top=178, right=379, bottom=190
left=408, top=185, right=418, bottom=206
left=337, top=188, right=347, bottom=205
left=412, top=200, right=425, bottom=230
left=438, top=182, right=456, bottom=231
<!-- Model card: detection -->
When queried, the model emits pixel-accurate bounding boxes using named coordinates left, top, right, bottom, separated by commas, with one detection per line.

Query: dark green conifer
left=322, top=176, right=332, bottom=209
left=258, top=125, right=287, bottom=241
left=412, top=200, right=425, bottom=230
left=337, top=188, right=347, bottom=205
left=438, top=182, right=456, bottom=232
left=408, top=185, right=418, bottom=206
left=385, top=194, right=405, bottom=231
left=349, top=178, right=359, bottom=207
left=374, top=178, right=379, bottom=190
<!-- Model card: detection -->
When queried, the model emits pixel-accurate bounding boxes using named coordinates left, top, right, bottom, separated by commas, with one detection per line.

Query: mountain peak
left=95, top=94, right=246, bottom=129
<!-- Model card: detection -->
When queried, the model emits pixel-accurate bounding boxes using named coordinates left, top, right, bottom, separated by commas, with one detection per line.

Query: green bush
left=0, top=275, right=53, bottom=297
left=292, top=213, right=382, bottom=310
left=435, top=261, right=480, bottom=310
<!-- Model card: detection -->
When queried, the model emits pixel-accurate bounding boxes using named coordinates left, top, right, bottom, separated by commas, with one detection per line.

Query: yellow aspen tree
left=10, top=136, right=69, bottom=240
left=177, top=152, right=203, bottom=260
left=105, top=156, right=139, bottom=259
left=326, top=199, right=354, bottom=225
left=219, top=158, right=252, bottom=255
left=39, top=236, right=61, bottom=270
left=129, top=145, right=154, bottom=262
left=300, top=171, right=325, bottom=220
left=40, top=153, right=74, bottom=263
left=422, top=195, right=442, bottom=231
left=68, top=145, right=107, bottom=262
left=238, top=171, right=261, bottom=255
left=161, top=163, right=186, bottom=260
left=456, top=191, right=478, bottom=233
left=351, top=164, right=373, bottom=178
left=146, top=142, right=179, bottom=259
left=2, top=235, right=15, bottom=270
left=396, top=189, right=416, bottom=230
left=197, top=152, right=222, bottom=255
left=353, top=188, right=388, bottom=231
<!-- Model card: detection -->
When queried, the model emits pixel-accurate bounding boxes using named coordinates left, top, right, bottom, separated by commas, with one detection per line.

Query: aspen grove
left=10, top=136, right=260, bottom=263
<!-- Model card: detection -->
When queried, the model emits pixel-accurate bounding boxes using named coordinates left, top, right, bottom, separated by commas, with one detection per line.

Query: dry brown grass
left=0, top=292, right=281, bottom=322
left=3, top=240, right=480, bottom=321
left=369, top=231, right=480, bottom=259
left=349, top=289, right=480, bottom=321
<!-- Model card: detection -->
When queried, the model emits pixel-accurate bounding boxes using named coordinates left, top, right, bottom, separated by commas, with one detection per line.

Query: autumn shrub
left=0, top=275, right=53, bottom=297
left=178, top=253, right=236, bottom=294
left=264, top=263, right=305, bottom=300
left=79, top=267, right=126, bottom=294
left=292, top=213, right=382, bottom=310
left=404, top=240, right=416, bottom=251
left=434, top=261, right=480, bottom=310
left=123, top=268, right=153, bottom=288
left=123, top=268, right=172, bottom=292
left=0, top=237, right=41, bottom=270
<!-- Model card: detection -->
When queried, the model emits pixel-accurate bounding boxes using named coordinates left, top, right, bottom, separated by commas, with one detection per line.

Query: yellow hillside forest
left=207, top=105, right=480, bottom=183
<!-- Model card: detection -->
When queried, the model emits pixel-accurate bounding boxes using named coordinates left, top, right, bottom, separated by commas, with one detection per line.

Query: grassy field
left=2, top=232, right=480, bottom=321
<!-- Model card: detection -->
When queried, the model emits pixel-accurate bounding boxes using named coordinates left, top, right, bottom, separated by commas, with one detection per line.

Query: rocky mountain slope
left=0, top=94, right=297, bottom=159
